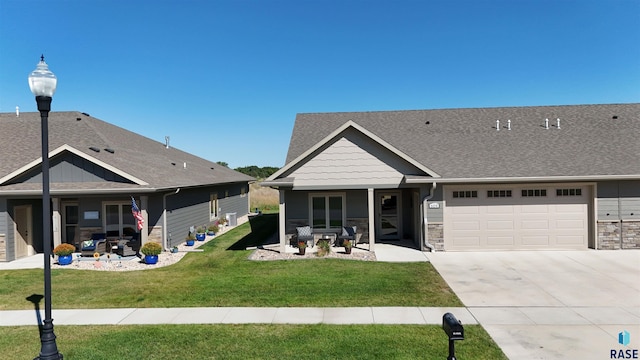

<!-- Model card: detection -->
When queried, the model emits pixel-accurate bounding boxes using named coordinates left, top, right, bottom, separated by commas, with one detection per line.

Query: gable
left=4, top=151, right=134, bottom=185
left=283, top=127, right=430, bottom=190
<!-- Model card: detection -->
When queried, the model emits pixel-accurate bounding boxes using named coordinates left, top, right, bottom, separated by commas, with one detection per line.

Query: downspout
left=422, top=182, right=437, bottom=252
left=163, top=188, right=180, bottom=250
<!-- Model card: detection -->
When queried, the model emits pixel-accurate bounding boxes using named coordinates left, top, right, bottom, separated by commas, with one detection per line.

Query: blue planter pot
left=186, top=240, right=195, bottom=246
left=196, top=233, right=206, bottom=241
left=144, top=255, right=158, bottom=265
left=58, top=254, right=73, bottom=265
left=207, top=231, right=215, bottom=236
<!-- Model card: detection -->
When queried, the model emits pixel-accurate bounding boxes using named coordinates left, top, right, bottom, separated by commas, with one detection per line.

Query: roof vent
left=496, top=120, right=500, bottom=131
left=556, top=118, right=561, bottom=129
left=612, top=115, right=618, bottom=119
left=171, top=162, right=176, bottom=166
left=104, top=148, right=114, bottom=154
left=507, top=119, right=511, bottom=131
left=16, top=106, right=19, bottom=117
left=89, top=146, right=100, bottom=152
left=425, top=121, right=430, bottom=125
left=81, top=112, right=90, bottom=116
left=165, top=136, right=170, bottom=149
left=544, top=118, right=549, bottom=129
left=76, top=117, right=82, bottom=121
left=183, top=162, right=187, bottom=169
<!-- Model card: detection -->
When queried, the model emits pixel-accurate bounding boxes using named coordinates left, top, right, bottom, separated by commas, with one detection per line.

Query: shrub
left=140, top=242, right=162, bottom=256
left=208, top=224, right=219, bottom=233
left=297, top=241, right=307, bottom=249
left=53, top=243, right=76, bottom=256
left=196, top=226, right=205, bottom=234
left=316, top=240, right=331, bottom=257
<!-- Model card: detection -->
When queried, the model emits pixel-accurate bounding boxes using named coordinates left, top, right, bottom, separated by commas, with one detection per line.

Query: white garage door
left=444, top=185, right=589, bottom=250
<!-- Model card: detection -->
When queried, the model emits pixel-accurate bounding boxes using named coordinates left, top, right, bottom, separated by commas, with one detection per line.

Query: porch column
left=368, top=188, right=375, bottom=252
left=141, top=196, right=149, bottom=245
left=279, top=189, right=286, bottom=253
left=51, top=198, right=61, bottom=249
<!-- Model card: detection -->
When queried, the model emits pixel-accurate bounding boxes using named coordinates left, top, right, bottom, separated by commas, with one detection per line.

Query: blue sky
left=1, top=0, right=638, bottom=168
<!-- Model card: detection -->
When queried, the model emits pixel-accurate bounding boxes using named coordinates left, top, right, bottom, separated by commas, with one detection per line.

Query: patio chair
left=116, top=233, right=139, bottom=257
left=296, top=226, right=314, bottom=248
left=337, top=226, right=357, bottom=247
left=80, top=233, right=107, bottom=256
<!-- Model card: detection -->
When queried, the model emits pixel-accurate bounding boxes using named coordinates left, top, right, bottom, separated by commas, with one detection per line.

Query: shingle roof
left=0, top=111, right=253, bottom=192
left=286, top=103, right=640, bottom=180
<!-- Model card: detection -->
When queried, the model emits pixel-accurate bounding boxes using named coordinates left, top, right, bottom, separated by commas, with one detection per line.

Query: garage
left=444, top=184, right=590, bottom=250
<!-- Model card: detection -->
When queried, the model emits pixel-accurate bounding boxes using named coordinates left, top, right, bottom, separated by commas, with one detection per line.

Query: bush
left=53, top=243, right=76, bottom=256
left=140, top=242, right=162, bottom=256
left=316, top=240, right=331, bottom=257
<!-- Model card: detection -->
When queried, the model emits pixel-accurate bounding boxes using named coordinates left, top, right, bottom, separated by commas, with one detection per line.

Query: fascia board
left=405, top=174, right=640, bottom=184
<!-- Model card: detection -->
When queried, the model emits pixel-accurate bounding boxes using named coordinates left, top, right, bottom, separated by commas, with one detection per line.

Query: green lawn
left=0, top=214, right=461, bottom=310
left=1, top=324, right=506, bottom=359
left=0, top=214, right=507, bottom=359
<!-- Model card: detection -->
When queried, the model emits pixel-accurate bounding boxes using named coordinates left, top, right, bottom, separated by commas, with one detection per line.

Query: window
left=310, top=193, right=344, bottom=230
left=556, top=188, right=582, bottom=196
left=487, top=190, right=512, bottom=198
left=210, top=193, right=218, bottom=219
left=103, top=202, right=137, bottom=238
left=522, top=189, right=547, bottom=197
left=452, top=190, right=477, bottom=198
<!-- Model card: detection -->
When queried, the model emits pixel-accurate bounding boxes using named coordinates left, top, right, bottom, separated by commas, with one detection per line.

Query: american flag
left=131, top=197, right=144, bottom=231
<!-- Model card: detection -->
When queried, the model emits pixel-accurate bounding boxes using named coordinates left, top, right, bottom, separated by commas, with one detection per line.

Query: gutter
left=162, top=188, right=180, bottom=250
left=422, top=182, right=437, bottom=252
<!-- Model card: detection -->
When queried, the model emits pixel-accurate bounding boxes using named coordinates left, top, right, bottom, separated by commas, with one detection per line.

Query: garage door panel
left=487, top=220, right=514, bottom=230
left=522, top=235, right=550, bottom=246
left=487, top=236, right=515, bottom=245
left=521, top=219, right=550, bottom=230
left=445, top=185, right=589, bottom=250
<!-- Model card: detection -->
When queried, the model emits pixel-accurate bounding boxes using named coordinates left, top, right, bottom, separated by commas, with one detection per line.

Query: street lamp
left=28, top=55, right=63, bottom=360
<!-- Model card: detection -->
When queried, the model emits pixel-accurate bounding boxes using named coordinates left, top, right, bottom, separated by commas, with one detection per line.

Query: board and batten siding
left=288, top=128, right=425, bottom=189
left=10, top=152, right=131, bottom=184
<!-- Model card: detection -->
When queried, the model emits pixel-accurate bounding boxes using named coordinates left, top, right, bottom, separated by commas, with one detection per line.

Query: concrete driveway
left=427, top=250, right=640, bottom=360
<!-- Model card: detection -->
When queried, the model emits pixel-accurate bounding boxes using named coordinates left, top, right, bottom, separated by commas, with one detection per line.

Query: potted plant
left=342, top=239, right=352, bottom=254
left=195, top=226, right=206, bottom=241
left=218, top=216, right=227, bottom=229
left=53, top=243, right=75, bottom=265
left=170, top=246, right=179, bottom=253
left=140, top=242, right=162, bottom=265
left=185, top=233, right=196, bottom=246
left=207, top=224, right=219, bottom=236
left=316, top=239, right=331, bottom=257
left=297, top=241, right=307, bottom=255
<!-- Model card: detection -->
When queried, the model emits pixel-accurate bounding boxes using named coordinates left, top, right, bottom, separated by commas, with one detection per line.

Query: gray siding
left=0, top=198, right=6, bottom=261
left=165, top=183, right=250, bottom=247
left=287, top=128, right=425, bottom=189
left=597, top=180, right=640, bottom=220
left=10, top=153, right=131, bottom=184
left=426, top=185, right=444, bottom=223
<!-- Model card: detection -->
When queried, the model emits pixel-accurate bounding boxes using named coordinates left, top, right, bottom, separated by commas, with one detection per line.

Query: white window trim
left=102, top=201, right=132, bottom=238
left=308, top=192, right=346, bottom=231
left=210, top=193, right=219, bottom=220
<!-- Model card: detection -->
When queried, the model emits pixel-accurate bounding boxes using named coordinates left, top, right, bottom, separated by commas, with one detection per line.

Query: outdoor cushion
left=82, top=240, right=94, bottom=249
left=297, top=226, right=312, bottom=237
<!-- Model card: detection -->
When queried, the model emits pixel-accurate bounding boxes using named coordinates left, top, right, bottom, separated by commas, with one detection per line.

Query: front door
left=62, top=203, right=79, bottom=247
left=376, top=192, right=401, bottom=240
left=14, top=205, right=34, bottom=258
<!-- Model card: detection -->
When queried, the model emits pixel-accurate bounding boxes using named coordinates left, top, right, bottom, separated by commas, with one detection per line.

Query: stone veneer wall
left=147, top=226, right=162, bottom=244
left=597, top=220, right=640, bottom=249
left=285, top=218, right=369, bottom=247
left=0, top=233, right=5, bottom=261
left=428, top=223, right=444, bottom=251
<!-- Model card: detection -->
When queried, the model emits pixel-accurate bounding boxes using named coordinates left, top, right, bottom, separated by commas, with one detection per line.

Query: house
left=263, top=103, right=640, bottom=252
left=0, top=111, right=254, bottom=261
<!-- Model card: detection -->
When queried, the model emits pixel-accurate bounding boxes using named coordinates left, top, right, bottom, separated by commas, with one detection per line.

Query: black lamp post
left=28, top=55, right=63, bottom=360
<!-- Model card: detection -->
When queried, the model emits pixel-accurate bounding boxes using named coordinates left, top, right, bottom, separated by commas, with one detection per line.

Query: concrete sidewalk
left=0, top=306, right=475, bottom=326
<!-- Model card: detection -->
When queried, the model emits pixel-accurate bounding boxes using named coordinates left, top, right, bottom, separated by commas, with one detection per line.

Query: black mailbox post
left=442, top=312, right=464, bottom=360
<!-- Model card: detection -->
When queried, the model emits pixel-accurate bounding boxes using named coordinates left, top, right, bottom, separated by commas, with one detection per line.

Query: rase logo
left=611, top=330, right=638, bottom=359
